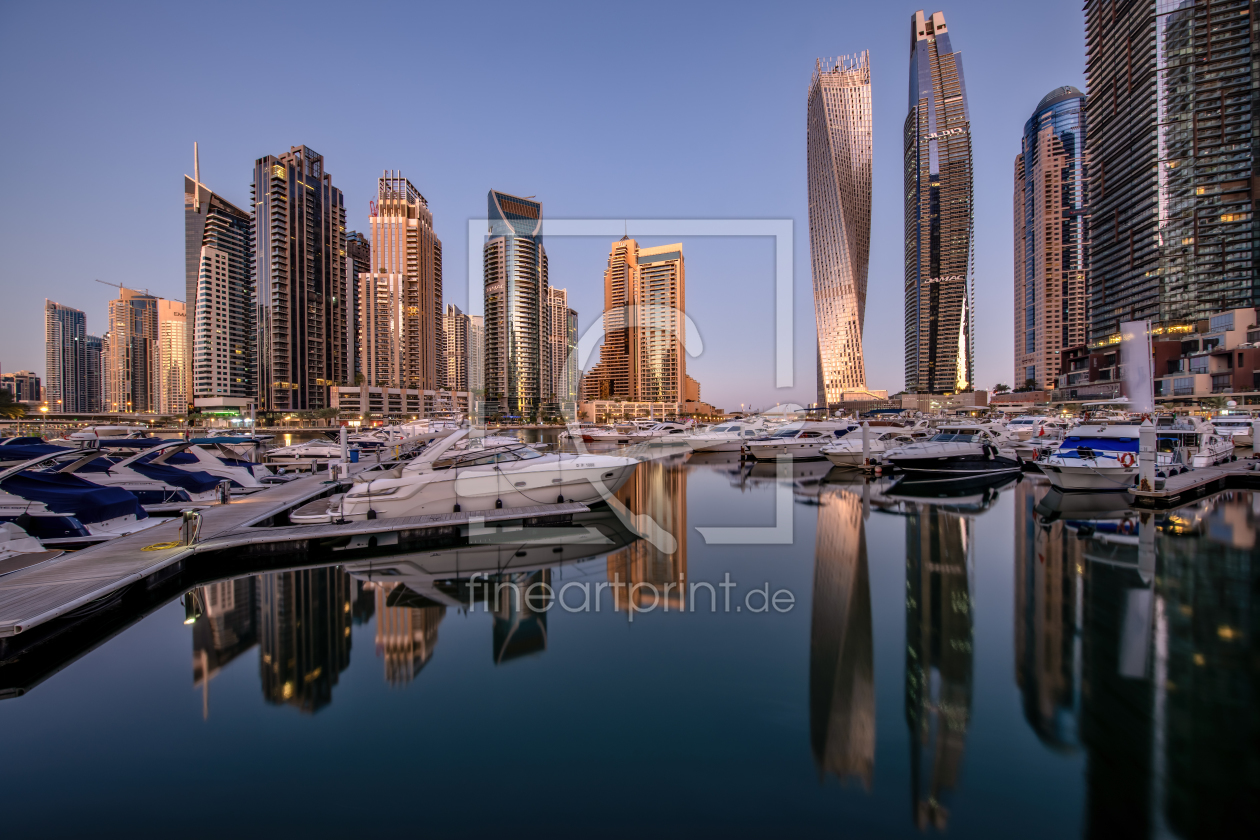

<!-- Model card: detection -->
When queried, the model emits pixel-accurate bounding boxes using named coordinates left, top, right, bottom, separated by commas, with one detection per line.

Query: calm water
left=1, top=438, right=1256, bottom=838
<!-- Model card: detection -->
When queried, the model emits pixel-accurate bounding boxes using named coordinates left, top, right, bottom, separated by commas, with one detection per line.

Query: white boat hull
left=1040, top=463, right=1138, bottom=491
left=746, top=440, right=832, bottom=461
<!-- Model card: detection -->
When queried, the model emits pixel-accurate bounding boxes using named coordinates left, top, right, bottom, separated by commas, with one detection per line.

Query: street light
left=39, top=405, right=48, bottom=438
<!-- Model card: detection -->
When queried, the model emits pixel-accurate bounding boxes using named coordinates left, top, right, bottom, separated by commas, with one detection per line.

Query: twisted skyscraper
left=905, top=10, right=974, bottom=394
left=807, top=52, right=872, bottom=406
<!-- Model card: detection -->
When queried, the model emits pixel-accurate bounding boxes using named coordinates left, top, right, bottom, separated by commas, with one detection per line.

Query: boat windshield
left=435, top=445, right=543, bottom=468
left=711, top=425, right=737, bottom=433
left=930, top=433, right=979, bottom=443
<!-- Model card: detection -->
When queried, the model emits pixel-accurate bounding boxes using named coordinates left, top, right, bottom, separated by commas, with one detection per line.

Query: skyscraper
left=483, top=190, right=548, bottom=419
left=104, top=288, right=159, bottom=413
left=1085, top=0, right=1260, bottom=340
left=345, top=230, right=371, bottom=381
left=581, top=238, right=697, bottom=403
left=443, top=303, right=471, bottom=391
left=84, top=334, right=102, bottom=412
left=185, top=145, right=254, bottom=409
left=252, top=146, right=348, bottom=412
left=44, top=300, right=87, bottom=412
left=358, top=172, right=443, bottom=391
left=904, top=10, right=974, bottom=394
left=156, top=298, right=188, bottom=415
left=468, top=314, right=484, bottom=395
left=808, top=52, right=873, bottom=406
left=547, top=286, right=578, bottom=403
left=1013, top=87, right=1089, bottom=390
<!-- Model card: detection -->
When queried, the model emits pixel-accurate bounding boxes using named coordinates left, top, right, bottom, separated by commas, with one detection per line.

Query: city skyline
left=0, top=1, right=1091, bottom=409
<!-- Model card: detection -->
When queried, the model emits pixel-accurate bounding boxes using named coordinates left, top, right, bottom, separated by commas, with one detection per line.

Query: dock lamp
left=182, top=590, right=204, bottom=625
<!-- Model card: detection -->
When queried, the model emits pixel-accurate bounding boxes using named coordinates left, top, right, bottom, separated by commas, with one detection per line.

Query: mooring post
left=1252, top=418, right=1260, bottom=458
left=1139, top=419, right=1156, bottom=491
left=862, top=421, right=870, bottom=466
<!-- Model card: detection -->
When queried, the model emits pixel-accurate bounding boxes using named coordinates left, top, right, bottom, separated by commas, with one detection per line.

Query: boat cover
left=129, top=462, right=222, bottom=493
left=0, top=437, right=48, bottom=446
left=1, top=471, right=146, bottom=523
left=0, top=443, right=73, bottom=461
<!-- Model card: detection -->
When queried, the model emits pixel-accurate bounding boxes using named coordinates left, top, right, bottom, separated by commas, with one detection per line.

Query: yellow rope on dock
left=141, top=541, right=182, bottom=551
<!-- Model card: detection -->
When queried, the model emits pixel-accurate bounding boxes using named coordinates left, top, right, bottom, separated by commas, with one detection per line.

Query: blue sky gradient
left=0, top=0, right=1086, bottom=410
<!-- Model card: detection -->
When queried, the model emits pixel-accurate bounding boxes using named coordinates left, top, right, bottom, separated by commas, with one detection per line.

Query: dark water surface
left=2, top=441, right=1256, bottom=838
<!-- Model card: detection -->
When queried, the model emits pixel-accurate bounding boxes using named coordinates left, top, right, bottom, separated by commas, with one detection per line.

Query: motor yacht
left=883, top=425, right=1022, bottom=481
left=820, top=427, right=929, bottom=467
left=0, top=521, right=63, bottom=576
left=1209, top=414, right=1255, bottom=446
left=678, top=419, right=768, bottom=452
left=49, top=446, right=222, bottom=507
left=1005, top=415, right=1074, bottom=441
left=0, top=438, right=73, bottom=467
left=1038, top=423, right=1144, bottom=491
left=583, top=421, right=656, bottom=445
left=134, top=439, right=274, bottom=493
left=290, top=430, right=639, bottom=524
left=744, top=421, right=860, bottom=461
left=634, top=422, right=692, bottom=445
left=1155, top=416, right=1235, bottom=468
left=55, top=425, right=150, bottom=447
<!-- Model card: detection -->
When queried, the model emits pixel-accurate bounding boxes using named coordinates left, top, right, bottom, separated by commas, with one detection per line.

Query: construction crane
left=93, top=278, right=150, bottom=296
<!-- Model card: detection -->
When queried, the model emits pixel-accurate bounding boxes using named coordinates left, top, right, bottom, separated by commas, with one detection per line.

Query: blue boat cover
left=0, top=443, right=73, bottom=461
left=0, top=437, right=47, bottom=446
left=129, top=462, right=221, bottom=494
left=75, top=457, right=121, bottom=473
left=1057, top=436, right=1139, bottom=456
left=1, top=471, right=146, bottom=523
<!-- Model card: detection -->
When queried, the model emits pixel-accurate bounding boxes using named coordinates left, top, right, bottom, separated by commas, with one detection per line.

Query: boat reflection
left=810, top=483, right=875, bottom=788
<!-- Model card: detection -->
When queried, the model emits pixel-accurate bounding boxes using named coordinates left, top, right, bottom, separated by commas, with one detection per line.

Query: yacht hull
left=887, top=454, right=1023, bottom=480
left=1040, top=463, right=1138, bottom=491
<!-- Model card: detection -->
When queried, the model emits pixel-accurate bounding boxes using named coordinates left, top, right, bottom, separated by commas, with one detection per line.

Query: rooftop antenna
left=193, top=142, right=201, bottom=212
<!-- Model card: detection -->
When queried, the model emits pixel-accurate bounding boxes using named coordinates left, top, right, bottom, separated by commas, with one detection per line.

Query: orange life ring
left=1118, top=452, right=1136, bottom=468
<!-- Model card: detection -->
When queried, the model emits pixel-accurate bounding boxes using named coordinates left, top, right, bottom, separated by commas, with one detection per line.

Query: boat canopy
left=1, top=471, right=147, bottom=523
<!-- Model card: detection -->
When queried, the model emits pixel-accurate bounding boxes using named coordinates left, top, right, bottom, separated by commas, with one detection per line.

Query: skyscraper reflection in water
left=809, top=483, right=875, bottom=788
left=606, top=454, right=688, bottom=615
left=904, top=495, right=974, bottom=830
left=1013, top=480, right=1083, bottom=751
left=493, top=569, right=550, bottom=665
left=373, top=583, right=445, bottom=686
left=258, top=568, right=356, bottom=713
left=192, top=578, right=258, bottom=719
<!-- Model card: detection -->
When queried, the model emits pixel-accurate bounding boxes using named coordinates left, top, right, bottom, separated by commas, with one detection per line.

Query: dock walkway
left=1131, top=458, right=1260, bottom=508
left=0, top=463, right=586, bottom=639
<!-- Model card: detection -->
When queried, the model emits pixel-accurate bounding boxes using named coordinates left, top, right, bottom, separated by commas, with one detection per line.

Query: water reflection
left=373, top=583, right=444, bottom=685
left=810, top=482, right=875, bottom=788
left=258, top=568, right=356, bottom=713
left=902, top=482, right=975, bottom=830
left=607, top=454, right=688, bottom=614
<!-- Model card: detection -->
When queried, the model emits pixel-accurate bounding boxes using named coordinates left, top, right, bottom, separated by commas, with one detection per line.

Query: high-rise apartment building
left=44, top=300, right=87, bottom=412
left=1, top=371, right=41, bottom=405
left=904, top=10, right=975, bottom=394
left=582, top=238, right=698, bottom=403
left=85, top=334, right=102, bottom=412
left=345, top=230, right=371, bottom=381
left=547, top=287, right=578, bottom=403
left=358, top=172, right=443, bottom=391
left=483, top=190, right=549, bottom=419
left=1014, top=87, right=1089, bottom=390
left=157, top=298, right=188, bottom=414
left=443, top=303, right=472, bottom=391
left=808, top=52, right=873, bottom=406
left=468, top=314, right=484, bottom=395
left=252, top=146, right=348, bottom=412
left=104, top=288, right=159, bottom=413
left=1085, top=0, right=1259, bottom=340
left=185, top=145, right=254, bottom=409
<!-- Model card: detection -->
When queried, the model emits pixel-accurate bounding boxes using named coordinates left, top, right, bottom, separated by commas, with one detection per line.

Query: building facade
left=808, top=52, right=873, bottom=405
left=85, top=334, right=102, bottom=412
left=1, top=371, right=41, bottom=405
left=345, top=230, right=371, bottom=381
left=904, top=10, right=975, bottom=394
left=468, top=314, right=484, bottom=395
left=1085, top=0, right=1260, bottom=343
left=581, top=238, right=695, bottom=404
left=157, top=298, right=188, bottom=414
left=104, top=288, right=159, bottom=413
left=252, top=146, right=348, bottom=412
left=44, top=300, right=87, bottom=412
left=1013, top=86, right=1090, bottom=391
left=185, top=147, right=254, bottom=410
left=358, top=172, right=443, bottom=392
left=547, top=287, right=578, bottom=403
left=483, top=190, right=549, bottom=419
left=442, top=303, right=472, bottom=392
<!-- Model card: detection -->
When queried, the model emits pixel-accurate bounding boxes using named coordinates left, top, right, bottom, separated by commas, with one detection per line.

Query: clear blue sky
left=0, top=0, right=1085, bottom=410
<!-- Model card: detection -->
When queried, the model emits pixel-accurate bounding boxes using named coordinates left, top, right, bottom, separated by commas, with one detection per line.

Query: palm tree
left=0, top=390, right=27, bottom=420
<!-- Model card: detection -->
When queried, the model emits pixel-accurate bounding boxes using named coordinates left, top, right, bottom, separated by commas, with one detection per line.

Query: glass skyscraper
left=483, top=190, right=549, bottom=420
left=1013, top=86, right=1089, bottom=390
left=904, top=9, right=974, bottom=395
left=1085, top=0, right=1259, bottom=340
left=807, top=51, right=872, bottom=406
left=44, top=300, right=87, bottom=412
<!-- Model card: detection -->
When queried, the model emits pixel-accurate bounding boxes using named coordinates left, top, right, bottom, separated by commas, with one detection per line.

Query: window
left=1174, top=377, right=1194, bottom=396
left=1210, top=312, right=1235, bottom=332
left=1190, top=356, right=1209, bottom=374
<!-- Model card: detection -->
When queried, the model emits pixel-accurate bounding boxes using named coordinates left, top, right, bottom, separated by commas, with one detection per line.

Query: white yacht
left=1209, top=414, right=1255, bottom=446
left=584, top=421, right=656, bottom=444
left=137, top=439, right=274, bottom=493
left=0, top=521, right=62, bottom=575
left=883, top=424, right=1022, bottom=481
left=678, top=419, right=768, bottom=452
left=633, top=422, right=692, bottom=444
left=1005, top=415, right=1074, bottom=441
left=290, top=431, right=639, bottom=524
left=744, top=421, right=860, bottom=461
left=1038, top=424, right=1144, bottom=491
left=50, top=447, right=221, bottom=507
left=1155, top=416, right=1235, bottom=468
left=56, top=425, right=150, bottom=447
left=820, top=427, right=929, bottom=467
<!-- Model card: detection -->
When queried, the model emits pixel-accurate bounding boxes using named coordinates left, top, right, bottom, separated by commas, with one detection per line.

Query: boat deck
left=1131, top=459, right=1260, bottom=509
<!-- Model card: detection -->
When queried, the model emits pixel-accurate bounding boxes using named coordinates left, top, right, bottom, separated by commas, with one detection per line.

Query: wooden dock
left=0, top=465, right=587, bottom=640
left=1130, top=458, right=1260, bottom=509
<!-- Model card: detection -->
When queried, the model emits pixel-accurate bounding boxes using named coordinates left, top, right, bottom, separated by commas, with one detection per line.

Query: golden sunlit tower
left=808, top=52, right=872, bottom=407
left=905, top=10, right=975, bottom=394
left=359, top=171, right=444, bottom=391
left=606, top=455, right=687, bottom=615
left=105, top=287, right=159, bottom=413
